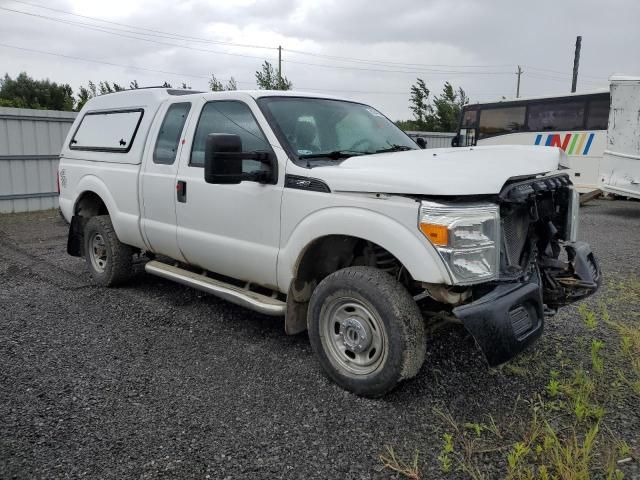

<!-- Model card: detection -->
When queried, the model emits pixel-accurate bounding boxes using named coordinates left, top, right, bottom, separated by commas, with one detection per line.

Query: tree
left=401, top=78, right=468, bottom=132
left=209, top=74, right=239, bottom=91
left=409, top=78, right=434, bottom=129
left=433, top=82, right=469, bottom=132
left=0, top=72, right=74, bottom=111
left=97, top=81, right=125, bottom=95
left=226, top=77, right=237, bottom=91
left=255, top=61, right=292, bottom=90
left=76, top=86, right=92, bottom=111
left=208, top=74, right=224, bottom=91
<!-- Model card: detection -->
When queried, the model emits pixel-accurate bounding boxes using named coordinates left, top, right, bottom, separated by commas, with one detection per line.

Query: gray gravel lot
left=1, top=199, right=639, bottom=479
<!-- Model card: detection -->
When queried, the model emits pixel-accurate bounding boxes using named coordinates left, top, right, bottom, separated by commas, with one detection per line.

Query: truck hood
left=315, top=145, right=564, bottom=196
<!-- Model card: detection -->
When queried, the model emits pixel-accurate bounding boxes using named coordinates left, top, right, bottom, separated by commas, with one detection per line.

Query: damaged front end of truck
left=450, top=174, right=601, bottom=366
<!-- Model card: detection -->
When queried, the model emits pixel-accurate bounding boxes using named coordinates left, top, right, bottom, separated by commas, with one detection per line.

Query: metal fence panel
left=405, top=131, right=456, bottom=149
left=0, top=107, right=76, bottom=213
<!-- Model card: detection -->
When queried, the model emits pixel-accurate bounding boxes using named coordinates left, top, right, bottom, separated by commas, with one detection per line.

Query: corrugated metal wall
left=405, top=131, right=456, bottom=149
left=0, top=107, right=76, bottom=213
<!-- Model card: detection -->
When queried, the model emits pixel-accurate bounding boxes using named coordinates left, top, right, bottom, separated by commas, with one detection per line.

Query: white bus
left=454, top=90, right=610, bottom=193
left=600, top=76, right=640, bottom=199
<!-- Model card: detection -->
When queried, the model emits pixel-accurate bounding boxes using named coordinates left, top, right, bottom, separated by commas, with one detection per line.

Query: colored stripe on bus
left=545, top=134, right=554, bottom=146
left=567, top=134, right=580, bottom=155
left=583, top=133, right=595, bottom=155
left=534, top=134, right=542, bottom=145
left=575, top=134, right=587, bottom=155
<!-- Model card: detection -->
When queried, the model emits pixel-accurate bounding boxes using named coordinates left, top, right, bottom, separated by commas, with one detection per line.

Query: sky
left=1, top=0, right=639, bottom=120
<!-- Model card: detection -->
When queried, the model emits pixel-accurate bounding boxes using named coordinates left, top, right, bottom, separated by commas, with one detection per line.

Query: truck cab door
left=174, top=97, right=283, bottom=288
left=140, top=101, right=193, bottom=261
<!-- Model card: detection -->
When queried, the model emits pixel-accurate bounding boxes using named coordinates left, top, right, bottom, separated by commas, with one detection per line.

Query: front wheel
left=308, top=267, right=426, bottom=397
left=84, top=215, right=133, bottom=287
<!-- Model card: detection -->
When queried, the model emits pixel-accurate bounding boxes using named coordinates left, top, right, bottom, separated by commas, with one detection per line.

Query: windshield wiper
left=298, top=150, right=369, bottom=160
left=374, top=144, right=414, bottom=154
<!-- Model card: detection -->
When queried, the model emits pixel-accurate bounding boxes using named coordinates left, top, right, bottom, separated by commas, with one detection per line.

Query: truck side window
left=153, top=102, right=191, bottom=165
left=190, top=101, right=270, bottom=174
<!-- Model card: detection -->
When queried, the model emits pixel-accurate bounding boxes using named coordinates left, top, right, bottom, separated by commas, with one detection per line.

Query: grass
left=379, top=276, right=640, bottom=479
left=379, top=446, right=420, bottom=480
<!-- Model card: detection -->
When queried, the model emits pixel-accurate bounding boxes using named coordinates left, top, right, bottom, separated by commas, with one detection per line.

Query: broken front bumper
left=452, top=241, right=601, bottom=367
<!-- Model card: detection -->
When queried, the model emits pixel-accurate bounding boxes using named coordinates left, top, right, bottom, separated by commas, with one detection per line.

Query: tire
left=83, top=215, right=133, bottom=287
left=308, top=266, right=426, bottom=397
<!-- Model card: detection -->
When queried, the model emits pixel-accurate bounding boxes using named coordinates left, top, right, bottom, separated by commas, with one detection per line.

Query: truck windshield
left=258, top=97, right=417, bottom=164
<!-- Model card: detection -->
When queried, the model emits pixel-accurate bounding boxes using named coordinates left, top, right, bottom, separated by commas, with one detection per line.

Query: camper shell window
left=70, top=109, right=144, bottom=152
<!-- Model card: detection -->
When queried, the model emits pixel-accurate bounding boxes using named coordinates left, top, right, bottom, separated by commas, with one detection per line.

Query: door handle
left=176, top=180, right=187, bottom=203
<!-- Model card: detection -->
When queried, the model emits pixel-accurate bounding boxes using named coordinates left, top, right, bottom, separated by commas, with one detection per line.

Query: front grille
left=499, top=173, right=572, bottom=273
left=502, top=205, right=531, bottom=267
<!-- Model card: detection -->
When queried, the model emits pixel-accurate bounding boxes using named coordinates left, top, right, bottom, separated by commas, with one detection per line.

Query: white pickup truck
left=58, top=88, right=601, bottom=397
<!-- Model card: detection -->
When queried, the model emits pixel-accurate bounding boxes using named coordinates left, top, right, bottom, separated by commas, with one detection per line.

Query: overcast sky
left=1, top=0, right=639, bottom=120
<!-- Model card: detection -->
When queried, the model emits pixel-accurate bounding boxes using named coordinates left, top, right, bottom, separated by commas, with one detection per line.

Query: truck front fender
left=277, top=206, right=451, bottom=292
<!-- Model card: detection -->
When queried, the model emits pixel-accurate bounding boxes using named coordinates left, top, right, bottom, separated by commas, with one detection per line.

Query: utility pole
left=516, top=65, right=523, bottom=98
left=278, top=45, right=282, bottom=83
left=571, top=35, right=582, bottom=93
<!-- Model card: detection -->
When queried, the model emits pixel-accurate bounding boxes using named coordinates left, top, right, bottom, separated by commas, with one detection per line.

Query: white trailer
left=600, top=76, right=640, bottom=199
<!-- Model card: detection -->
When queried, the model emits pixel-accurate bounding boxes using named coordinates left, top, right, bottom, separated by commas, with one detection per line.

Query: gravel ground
left=0, top=199, right=639, bottom=479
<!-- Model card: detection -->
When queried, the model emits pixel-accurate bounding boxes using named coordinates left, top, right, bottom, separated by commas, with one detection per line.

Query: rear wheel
left=84, top=215, right=133, bottom=287
left=308, top=267, right=426, bottom=397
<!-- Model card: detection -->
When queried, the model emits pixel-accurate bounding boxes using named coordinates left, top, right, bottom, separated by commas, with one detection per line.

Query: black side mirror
left=415, top=137, right=427, bottom=149
left=204, top=133, right=275, bottom=184
left=451, top=135, right=460, bottom=147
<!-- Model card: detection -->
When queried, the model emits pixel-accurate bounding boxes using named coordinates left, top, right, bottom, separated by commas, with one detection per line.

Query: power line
left=283, top=48, right=514, bottom=70
left=9, top=0, right=518, bottom=72
left=1, top=6, right=518, bottom=77
left=7, top=0, right=276, bottom=51
left=524, top=65, right=604, bottom=81
left=0, top=42, right=471, bottom=96
left=2, top=4, right=516, bottom=76
left=0, top=7, right=279, bottom=63
left=6, top=0, right=613, bottom=83
left=0, top=42, right=220, bottom=81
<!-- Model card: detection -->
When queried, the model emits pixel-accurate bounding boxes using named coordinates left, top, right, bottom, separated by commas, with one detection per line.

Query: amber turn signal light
left=419, top=223, right=449, bottom=246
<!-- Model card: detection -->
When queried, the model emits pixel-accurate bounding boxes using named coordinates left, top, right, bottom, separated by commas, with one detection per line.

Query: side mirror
left=451, top=135, right=460, bottom=147
left=415, top=137, right=427, bottom=149
left=204, top=133, right=275, bottom=184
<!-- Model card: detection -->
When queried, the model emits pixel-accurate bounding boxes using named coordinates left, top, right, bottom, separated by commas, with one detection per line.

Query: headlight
left=419, top=201, right=500, bottom=284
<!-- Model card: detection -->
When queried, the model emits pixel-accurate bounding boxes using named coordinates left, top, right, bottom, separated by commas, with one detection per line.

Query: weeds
left=546, top=378, right=561, bottom=397
left=437, top=432, right=455, bottom=473
left=579, top=304, right=598, bottom=330
left=590, top=339, right=604, bottom=375
left=379, top=446, right=420, bottom=480
left=379, top=277, right=639, bottom=479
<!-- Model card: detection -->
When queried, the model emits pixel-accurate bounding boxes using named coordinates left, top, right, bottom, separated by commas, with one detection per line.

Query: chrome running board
left=145, top=260, right=285, bottom=316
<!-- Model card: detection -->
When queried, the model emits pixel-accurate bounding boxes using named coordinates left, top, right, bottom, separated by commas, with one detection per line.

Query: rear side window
left=478, top=106, right=525, bottom=138
left=190, top=101, right=270, bottom=172
left=70, top=109, right=143, bottom=152
left=153, top=102, right=191, bottom=165
left=527, top=101, right=585, bottom=131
